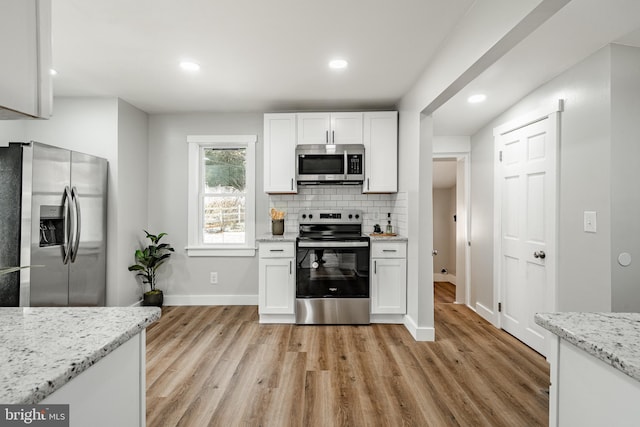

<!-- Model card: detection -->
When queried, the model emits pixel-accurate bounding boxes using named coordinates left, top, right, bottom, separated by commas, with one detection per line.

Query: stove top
left=298, top=209, right=367, bottom=242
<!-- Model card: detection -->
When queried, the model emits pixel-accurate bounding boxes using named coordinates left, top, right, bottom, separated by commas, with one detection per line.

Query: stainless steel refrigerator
left=0, top=142, right=107, bottom=307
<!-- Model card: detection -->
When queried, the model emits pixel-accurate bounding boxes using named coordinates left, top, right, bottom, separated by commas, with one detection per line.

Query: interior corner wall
left=116, top=99, right=148, bottom=306
left=610, top=44, right=640, bottom=311
left=146, top=113, right=266, bottom=301
left=469, top=45, right=613, bottom=316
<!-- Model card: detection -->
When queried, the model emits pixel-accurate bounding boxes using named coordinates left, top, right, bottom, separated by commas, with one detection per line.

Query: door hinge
left=498, top=302, right=502, bottom=313
left=499, top=151, right=503, bottom=162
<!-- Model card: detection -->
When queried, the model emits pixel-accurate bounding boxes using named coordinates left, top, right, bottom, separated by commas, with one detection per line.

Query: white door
left=497, top=117, right=557, bottom=356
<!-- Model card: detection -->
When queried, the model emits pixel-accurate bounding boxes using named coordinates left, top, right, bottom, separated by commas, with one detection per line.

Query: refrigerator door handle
left=62, top=186, right=73, bottom=265
left=70, top=186, right=81, bottom=263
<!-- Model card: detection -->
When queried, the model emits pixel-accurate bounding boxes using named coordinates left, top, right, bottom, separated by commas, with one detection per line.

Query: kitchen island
left=535, top=312, right=640, bottom=427
left=0, top=306, right=160, bottom=426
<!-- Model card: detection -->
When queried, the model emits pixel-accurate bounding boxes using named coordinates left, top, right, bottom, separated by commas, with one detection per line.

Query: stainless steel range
left=296, top=209, right=370, bottom=324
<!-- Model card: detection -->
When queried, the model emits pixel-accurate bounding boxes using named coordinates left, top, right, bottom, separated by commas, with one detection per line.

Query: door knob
left=432, top=250, right=438, bottom=256
left=533, top=251, right=546, bottom=259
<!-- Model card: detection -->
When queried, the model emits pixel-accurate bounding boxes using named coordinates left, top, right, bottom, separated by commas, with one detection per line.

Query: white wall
left=116, top=99, right=149, bottom=306
left=469, top=46, right=614, bottom=316
left=433, top=187, right=454, bottom=277
left=147, top=113, right=266, bottom=302
left=610, top=44, right=640, bottom=311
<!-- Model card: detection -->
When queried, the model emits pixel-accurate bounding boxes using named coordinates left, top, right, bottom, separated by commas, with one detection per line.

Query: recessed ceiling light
left=467, top=94, right=487, bottom=104
left=329, top=59, right=348, bottom=70
left=180, top=61, right=200, bottom=72
left=49, top=69, right=57, bottom=76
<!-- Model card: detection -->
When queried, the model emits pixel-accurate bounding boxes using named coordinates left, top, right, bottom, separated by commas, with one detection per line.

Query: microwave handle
left=344, top=151, right=348, bottom=179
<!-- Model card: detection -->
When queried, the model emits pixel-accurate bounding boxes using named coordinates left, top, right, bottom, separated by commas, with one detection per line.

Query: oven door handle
left=297, top=241, right=369, bottom=248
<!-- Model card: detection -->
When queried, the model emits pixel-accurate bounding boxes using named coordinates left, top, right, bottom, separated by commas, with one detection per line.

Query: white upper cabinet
left=0, top=0, right=52, bottom=119
left=363, top=111, right=398, bottom=193
left=297, top=112, right=363, bottom=144
left=264, top=113, right=297, bottom=193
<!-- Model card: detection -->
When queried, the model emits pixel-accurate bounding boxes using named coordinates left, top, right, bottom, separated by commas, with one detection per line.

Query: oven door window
left=296, top=246, right=369, bottom=298
left=298, top=155, right=344, bottom=175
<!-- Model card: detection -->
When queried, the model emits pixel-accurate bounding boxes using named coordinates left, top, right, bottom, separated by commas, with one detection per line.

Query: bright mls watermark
left=0, top=405, right=68, bottom=426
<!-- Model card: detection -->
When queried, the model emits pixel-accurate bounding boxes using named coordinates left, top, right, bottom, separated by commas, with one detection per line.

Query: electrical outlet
left=210, top=272, right=218, bottom=284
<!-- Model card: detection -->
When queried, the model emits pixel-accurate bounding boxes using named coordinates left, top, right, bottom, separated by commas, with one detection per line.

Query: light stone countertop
left=367, top=234, right=408, bottom=242
left=535, top=312, right=640, bottom=382
left=0, top=306, right=161, bottom=404
left=256, top=233, right=298, bottom=242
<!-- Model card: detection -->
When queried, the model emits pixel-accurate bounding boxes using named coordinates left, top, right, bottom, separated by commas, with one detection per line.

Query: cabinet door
left=0, top=0, right=51, bottom=119
left=371, top=257, right=407, bottom=314
left=297, top=113, right=331, bottom=144
left=331, top=112, right=363, bottom=144
left=264, top=114, right=297, bottom=193
left=363, top=112, right=398, bottom=193
left=259, top=258, right=295, bottom=314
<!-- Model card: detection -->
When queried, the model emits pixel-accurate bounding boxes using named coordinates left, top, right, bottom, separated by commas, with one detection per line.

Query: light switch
left=584, top=211, right=597, bottom=233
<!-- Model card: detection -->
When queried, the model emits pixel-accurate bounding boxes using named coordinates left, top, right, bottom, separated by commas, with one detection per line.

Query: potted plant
left=128, top=230, right=174, bottom=307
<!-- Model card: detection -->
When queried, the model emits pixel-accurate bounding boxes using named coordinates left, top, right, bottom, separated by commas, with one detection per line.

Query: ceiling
left=51, top=0, right=474, bottom=114
left=51, top=1, right=640, bottom=137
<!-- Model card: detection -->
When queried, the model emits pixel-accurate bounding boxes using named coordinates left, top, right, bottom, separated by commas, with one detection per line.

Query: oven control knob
left=355, top=214, right=360, bottom=219
left=309, top=214, right=313, bottom=219
left=348, top=214, right=353, bottom=219
left=302, top=214, right=307, bottom=219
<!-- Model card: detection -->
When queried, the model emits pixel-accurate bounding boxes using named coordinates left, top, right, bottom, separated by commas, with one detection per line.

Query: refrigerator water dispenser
left=39, top=205, right=64, bottom=247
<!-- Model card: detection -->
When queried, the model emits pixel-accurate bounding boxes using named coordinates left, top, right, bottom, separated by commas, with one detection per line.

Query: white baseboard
left=475, top=301, right=498, bottom=326
left=163, top=294, right=258, bottom=306
left=433, top=273, right=456, bottom=285
left=403, top=314, right=435, bottom=341
left=370, top=314, right=405, bottom=324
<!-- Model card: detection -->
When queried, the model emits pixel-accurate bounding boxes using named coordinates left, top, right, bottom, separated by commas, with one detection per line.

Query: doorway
left=432, top=154, right=470, bottom=306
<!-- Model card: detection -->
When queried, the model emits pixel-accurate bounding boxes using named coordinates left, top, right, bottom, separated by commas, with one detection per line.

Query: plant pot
left=143, top=290, right=164, bottom=307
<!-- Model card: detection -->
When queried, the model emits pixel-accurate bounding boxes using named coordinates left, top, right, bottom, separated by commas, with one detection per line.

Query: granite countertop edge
left=1, top=307, right=161, bottom=404
left=535, top=312, right=640, bottom=382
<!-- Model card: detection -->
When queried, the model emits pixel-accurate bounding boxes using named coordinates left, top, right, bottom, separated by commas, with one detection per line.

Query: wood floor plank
left=146, top=283, right=549, bottom=426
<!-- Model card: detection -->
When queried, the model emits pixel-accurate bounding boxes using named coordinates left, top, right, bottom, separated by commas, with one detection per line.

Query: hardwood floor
left=146, top=283, right=549, bottom=426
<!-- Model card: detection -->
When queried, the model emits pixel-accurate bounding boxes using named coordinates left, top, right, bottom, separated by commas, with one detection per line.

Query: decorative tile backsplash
left=268, top=186, right=408, bottom=236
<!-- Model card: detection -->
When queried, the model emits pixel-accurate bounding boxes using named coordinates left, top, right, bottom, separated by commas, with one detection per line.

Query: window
left=187, top=135, right=256, bottom=256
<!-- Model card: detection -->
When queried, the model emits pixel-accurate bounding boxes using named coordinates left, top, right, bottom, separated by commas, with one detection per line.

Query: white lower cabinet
left=370, top=241, right=407, bottom=322
left=258, top=242, right=295, bottom=323
left=42, top=332, right=146, bottom=427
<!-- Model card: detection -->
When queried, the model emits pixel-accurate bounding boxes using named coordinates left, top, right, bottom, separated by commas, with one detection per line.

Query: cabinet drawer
left=371, top=242, right=406, bottom=258
left=259, top=242, right=295, bottom=258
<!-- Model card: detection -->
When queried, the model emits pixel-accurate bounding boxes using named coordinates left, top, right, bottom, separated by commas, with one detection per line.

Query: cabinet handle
left=332, top=130, right=335, bottom=143
left=382, top=249, right=397, bottom=252
left=367, top=178, right=370, bottom=191
left=291, top=178, right=293, bottom=191
left=325, top=130, right=329, bottom=143
left=374, top=260, right=377, bottom=274
left=270, top=249, right=284, bottom=252
left=289, top=260, right=292, bottom=275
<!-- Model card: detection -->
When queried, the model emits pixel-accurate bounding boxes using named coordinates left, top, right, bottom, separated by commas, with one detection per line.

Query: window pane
left=204, top=148, right=246, bottom=192
left=203, top=195, right=245, bottom=244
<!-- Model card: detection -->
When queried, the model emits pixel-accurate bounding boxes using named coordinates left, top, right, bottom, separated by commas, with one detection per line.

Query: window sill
left=185, top=245, right=257, bottom=257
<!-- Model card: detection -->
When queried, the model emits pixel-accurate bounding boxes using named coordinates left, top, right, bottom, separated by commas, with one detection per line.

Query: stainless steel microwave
left=295, top=144, right=364, bottom=185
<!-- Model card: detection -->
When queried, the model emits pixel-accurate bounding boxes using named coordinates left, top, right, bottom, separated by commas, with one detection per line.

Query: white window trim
left=186, top=134, right=257, bottom=257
